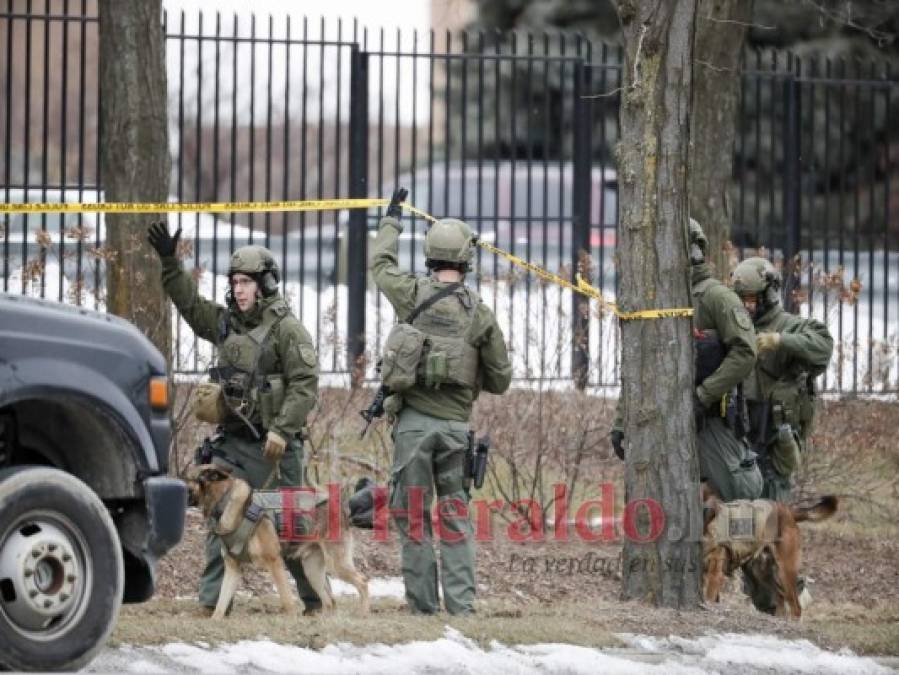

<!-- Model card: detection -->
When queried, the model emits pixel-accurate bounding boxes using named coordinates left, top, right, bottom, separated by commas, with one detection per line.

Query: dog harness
left=210, top=487, right=332, bottom=561
left=211, top=487, right=267, bottom=562
left=705, top=499, right=777, bottom=574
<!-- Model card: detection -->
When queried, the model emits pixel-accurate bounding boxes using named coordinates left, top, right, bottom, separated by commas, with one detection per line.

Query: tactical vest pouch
left=221, top=371, right=254, bottom=418
left=769, top=379, right=800, bottom=429
left=797, top=389, right=816, bottom=441
left=192, top=382, right=226, bottom=424
left=423, top=350, right=449, bottom=388
left=380, top=323, right=426, bottom=392
left=258, top=375, right=286, bottom=430
left=772, top=423, right=801, bottom=476
left=419, top=334, right=479, bottom=389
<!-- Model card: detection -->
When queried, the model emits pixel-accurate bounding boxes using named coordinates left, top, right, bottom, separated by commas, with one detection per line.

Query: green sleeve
left=370, top=215, right=418, bottom=320
left=160, top=256, right=224, bottom=344
left=476, top=306, right=512, bottom=395
left=780, top=317, right=833, bottom=376
left=269, top=319, right=319, bottom=440
left=698, top=286, right=757, bottom=405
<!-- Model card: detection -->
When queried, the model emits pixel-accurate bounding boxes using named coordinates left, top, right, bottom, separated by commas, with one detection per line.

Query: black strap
left=406, top=282, right=462, bottom=325
left=211, top=486, right=233, bottom=521
left=244, top=501, right=265, bottom=523
left=218, top=307, right=232, bottom=344
left=250, top=309, right=287, bottom=390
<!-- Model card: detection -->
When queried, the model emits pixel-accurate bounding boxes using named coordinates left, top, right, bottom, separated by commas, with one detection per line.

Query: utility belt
left=227, top=423, right=306, bottom=444
left=699, top=389, right=748, bottom=437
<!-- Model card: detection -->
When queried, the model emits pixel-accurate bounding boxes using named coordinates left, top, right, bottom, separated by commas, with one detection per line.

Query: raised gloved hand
left=386, top=187, right=408, bottom=219
left=263, top=430, right=287, bottom=462
left=756, top=331, right=781, bottom=353
left=147, top=221, right=182, bottom=258
left=610, top=429, right=625, bottom=461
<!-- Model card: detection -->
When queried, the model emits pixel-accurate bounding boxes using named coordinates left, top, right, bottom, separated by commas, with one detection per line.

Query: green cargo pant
left=759, top=442, right=794, bottom=503
left=761, top=472, right=793, bottom=502
left=389, top=407, right=475, bottom=615
left=697, top=416, right=763, bottom=502
left=198, top=432, right=323, bottom=611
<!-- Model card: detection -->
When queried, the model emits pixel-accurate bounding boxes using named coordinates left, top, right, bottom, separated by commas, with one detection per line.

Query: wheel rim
left=0, top=511, right=92, bottom=640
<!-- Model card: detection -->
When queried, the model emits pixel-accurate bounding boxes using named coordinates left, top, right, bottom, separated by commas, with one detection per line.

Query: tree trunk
left=99, top=0, right=171, bottom=358
left=688, top=0, right=752, bottom=278
left=616, top=0, right=702, bottom=608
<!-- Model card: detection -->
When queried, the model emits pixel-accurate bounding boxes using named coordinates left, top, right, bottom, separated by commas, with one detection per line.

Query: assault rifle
left=359, top=384, right=390, bottom=438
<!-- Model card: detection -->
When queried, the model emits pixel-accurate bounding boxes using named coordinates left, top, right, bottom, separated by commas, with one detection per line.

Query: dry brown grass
left=112, top=593, right=899, bottom=656
left=156, top=389, right=899, bottom=656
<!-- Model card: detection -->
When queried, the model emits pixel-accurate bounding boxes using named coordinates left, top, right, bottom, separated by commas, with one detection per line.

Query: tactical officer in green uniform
left=371, top=188, right=512, bottom=615
left=733, top=257, right=833, bottom=615
left=147, top=222, right=323, bottom=615
left=731, top=257, right=833, bottom=502
left=611, top=219, right=762, bottom=503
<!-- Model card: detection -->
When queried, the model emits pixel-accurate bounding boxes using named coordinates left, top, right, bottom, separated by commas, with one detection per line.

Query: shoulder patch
left=298, top=343, right=318, bottom=368
left=732, top=306, right=753, bottom=331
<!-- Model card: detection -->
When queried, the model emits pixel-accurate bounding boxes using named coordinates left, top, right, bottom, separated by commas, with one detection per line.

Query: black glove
left=693, top=389, right=708, bottom=429
left=386, top=187, right=408, bottom=219
left=610, top=430, right=625, bottom=461
left=147, top=221, right=181, bottom=258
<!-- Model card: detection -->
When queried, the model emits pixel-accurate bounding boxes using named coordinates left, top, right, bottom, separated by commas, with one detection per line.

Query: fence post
left=347, top=47, right=369, bottom=383
left=782, top=74, right=802, bottom=313
left=572, top=61, right=592, bottom=390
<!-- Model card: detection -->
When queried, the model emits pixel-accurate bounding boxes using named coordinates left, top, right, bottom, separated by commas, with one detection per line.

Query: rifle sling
left=406, top=282, right=463, bottom=325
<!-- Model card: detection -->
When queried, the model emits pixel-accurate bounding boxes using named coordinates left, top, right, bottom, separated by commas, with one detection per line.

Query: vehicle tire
left=0, top=466, right=124, bottom=672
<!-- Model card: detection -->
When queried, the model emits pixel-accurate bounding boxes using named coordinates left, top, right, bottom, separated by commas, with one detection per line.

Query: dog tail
left=791, top=495, right=838, bottom=523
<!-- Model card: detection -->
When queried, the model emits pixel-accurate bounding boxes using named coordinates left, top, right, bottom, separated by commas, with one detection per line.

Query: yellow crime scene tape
left=475, top=240, right=692, bottom=321
left=0, top=197, right=432, bottom=223
left=0, top=197, right=692, bottom=321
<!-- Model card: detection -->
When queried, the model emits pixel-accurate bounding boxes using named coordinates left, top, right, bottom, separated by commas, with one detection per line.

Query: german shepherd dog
left=702, top=495, right=838, bottom=619
left=185, top=464, right=370, bottom=619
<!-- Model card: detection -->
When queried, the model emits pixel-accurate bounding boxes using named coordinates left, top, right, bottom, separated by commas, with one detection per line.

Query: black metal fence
left=2, top=2, right=897, bottom=394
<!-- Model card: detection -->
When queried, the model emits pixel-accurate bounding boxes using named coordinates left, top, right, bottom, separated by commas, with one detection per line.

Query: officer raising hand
left=148, top=222, right=325, bottom=616
left=371, top=189, right=511, bottom=615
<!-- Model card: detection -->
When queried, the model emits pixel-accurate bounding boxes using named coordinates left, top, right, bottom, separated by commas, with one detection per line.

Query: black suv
left=0, top=293, right=186, bottom=671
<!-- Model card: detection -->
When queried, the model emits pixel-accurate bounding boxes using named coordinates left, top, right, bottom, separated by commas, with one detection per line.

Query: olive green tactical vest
left=410, top=280, right=480, bottom=390
left=217, top=299, right=289, bottom=425
left=745, top=309, right=816, bottom=442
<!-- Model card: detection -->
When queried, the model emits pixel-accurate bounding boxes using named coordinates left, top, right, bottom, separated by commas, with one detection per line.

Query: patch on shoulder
left=298, top=343, right=318, bottom=368
left=732, top=306, right=753, bottom=331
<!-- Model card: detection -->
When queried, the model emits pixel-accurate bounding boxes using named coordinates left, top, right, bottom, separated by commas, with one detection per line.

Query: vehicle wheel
left=0, top=467, right=123, bottom=672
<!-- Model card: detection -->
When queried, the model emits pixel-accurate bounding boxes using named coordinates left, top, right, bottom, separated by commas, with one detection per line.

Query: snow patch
left=331, top=576, right=406, bottom=600
left=618, top=633, right=891, bottom=675
left=146, top=626, right=704, bottom=674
